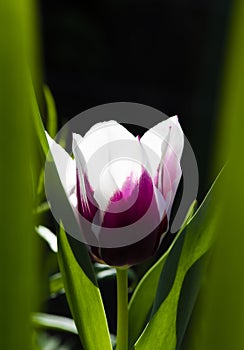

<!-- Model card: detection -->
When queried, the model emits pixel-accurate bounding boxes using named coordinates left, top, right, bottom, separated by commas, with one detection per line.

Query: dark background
left=41, top=0, right=231, bottom=198
left=40, top=0, right=232, bottom=348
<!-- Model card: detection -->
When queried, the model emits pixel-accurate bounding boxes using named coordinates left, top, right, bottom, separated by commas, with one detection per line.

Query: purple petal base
left=90, top=215, right=168, bottom=266
left=101, top=168, right=154, bottom=228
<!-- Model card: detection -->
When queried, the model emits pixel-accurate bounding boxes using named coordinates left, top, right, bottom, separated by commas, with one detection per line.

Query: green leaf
left=57, top=226, right=112, bottom=350
left=37, top=169, right=45, bottom=198
left=0, top=1, right=39, bottom=350
left=49, top=269, right=120, bottom=298
left=128, top=201, right=196, bottom=348
left=175, top=253, right=207, bottom=349
left=31, top=83, right=49, bottom=156
left=49, top=273, right=64, bottom=296
left=32, top=313, right=78, bottom=335
left=134, top=173, right=221, bottom=350
left=186, top=2, right=244, bottom=349
left=35, top=202, right=50, bottom=215
left=44, top=85, right=58, bottom=138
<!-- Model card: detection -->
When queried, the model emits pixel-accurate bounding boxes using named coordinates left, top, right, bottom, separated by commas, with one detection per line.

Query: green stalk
left=116, top=268, right=128, bottom=350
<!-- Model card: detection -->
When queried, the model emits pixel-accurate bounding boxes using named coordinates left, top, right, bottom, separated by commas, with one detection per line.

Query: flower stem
left=116, top=268, right=128, bottom=350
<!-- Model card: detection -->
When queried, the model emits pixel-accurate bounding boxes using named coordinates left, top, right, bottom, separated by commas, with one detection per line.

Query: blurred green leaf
left=37, top=169, right=45, bottom=198
left=31, top=83, right=49, bottom=156
left=32, top=313, right=78, bottom=334
left=128, top=201, right=196, bottom=348
left=134, top=173, right=221, bottom=350
left=186, top=1, right=244, bottom=349
left=94, top=263, right=137, bottom=284
left=97, top=268, right=117, bottom=280
left=94, top=262, right=114, bottom=271
left=49, top=272, right=64, bottom=296
left=44, top=85, right=58, bottom=138
left=35, top=201, right=50, bottom=215
left=36, top=332, right=74, bottom=350
left=0, top=1, right=40, bottom=349
left=57, top=226, right=112, bottom=350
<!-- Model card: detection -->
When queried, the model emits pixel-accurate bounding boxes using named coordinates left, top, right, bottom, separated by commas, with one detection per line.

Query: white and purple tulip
left=46, top=117, right=184, bottom=266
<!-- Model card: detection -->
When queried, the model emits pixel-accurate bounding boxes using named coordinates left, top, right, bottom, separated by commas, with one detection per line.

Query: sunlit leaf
left=57, top=226, right=112, bottom=350
left=128, top=201, right=196, bottom=348
left=133, top=173, right=221, bottom=350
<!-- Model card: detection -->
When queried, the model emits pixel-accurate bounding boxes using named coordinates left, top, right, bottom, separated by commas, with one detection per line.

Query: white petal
left=45, top=131, right=76, bottom=195
left=75, top=120, right=135, bottom=162
left=35, top=225, right=57, bottom=253
left=93, top=159, right=143, bottom=211
left=140, top=116, right=184, bottom=178
left=45, top=132, right=96, bottom=246
left=74, top=121, right=148, bottom=195
left=72, top=133, right=86, bottom=172
left=154, top=186, right=168, bottom=221
left=72, top=133, right=89, bottom=209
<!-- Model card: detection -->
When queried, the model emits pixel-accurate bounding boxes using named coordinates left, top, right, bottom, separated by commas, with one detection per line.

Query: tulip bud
left=46, top=116, right=184, bottom=266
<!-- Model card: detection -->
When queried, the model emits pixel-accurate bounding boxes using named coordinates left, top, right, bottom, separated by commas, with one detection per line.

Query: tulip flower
left=46, top=116, right=184, bottom=267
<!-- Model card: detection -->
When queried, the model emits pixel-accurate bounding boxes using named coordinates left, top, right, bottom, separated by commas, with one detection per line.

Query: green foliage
left=44, top=85, right=58, bottom=138
left=0, top=1, right=39, bottom=349
left=132, top=174, right=220, bottom=350
left=31, top=82, right=49, bottom=156
left=35, top=332, right=74, bottom=350
left=57, top=226, right=112, bottom=350
left=128, top=201, right=196, bottom=348
left=186, top=0, right=244, bottom=349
